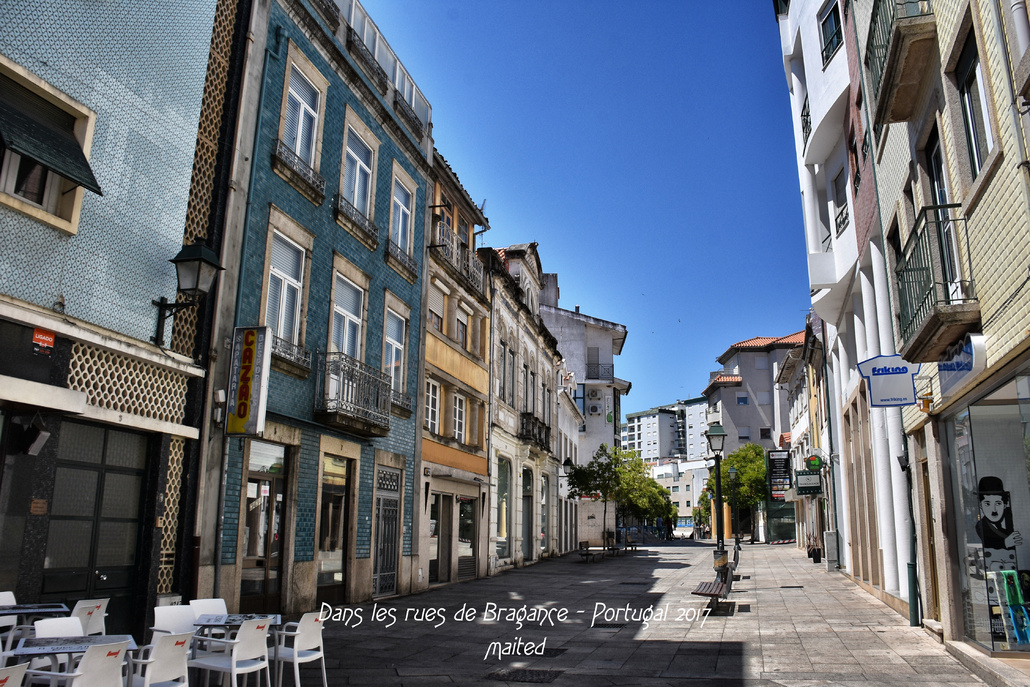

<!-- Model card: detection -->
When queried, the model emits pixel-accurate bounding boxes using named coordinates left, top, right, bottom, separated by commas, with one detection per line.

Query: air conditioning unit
left=588, top=403, right=602, bottom=415
left=588, top=389, right=601, bottom=400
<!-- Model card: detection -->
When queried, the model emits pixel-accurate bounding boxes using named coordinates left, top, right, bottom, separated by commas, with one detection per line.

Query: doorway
left=240, top=441, right=286, bottom=613
left=428, top=493, right=451, bottom=584
left=522, top=467, right=533, bottom=562
left=457, top=497, right=476, bottom=580
left=373, top=466, right=400, bottom=596
left=41, top=421, right=148, bottom=635
left=316, top=455, right=350, bottom=606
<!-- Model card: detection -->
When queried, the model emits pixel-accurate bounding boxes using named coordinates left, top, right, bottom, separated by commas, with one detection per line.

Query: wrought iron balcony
left=310, top=0, right=340, bottom=31
left=393, top=90, right=424, bottom=141
left=271, top=335, right=311, bottom=371
left=519, top=412, right=551, bottom=452
left=835, top=204, right=849, bottom=236
left=386, top=238, right=417, bottom=280
left=272, top=139, right=325, bottom=203
left=391, top=390, right=413, bottom=414
left=895, top=204, right=979, bottom=362
left=346, top=27, right=389, bottom=94
left=866, top=0, right=936, bottom=127
left=431, top=222, right=485, bottom=293
left=801, top=96, right=811, bottom=147
left=314, top=352, right=391, bottom=436
left=586, top=363, right=614, bottom=381
left=334, top=194, right=378, bottom=249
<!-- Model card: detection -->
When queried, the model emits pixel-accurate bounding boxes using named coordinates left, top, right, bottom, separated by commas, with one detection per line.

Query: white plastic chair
left=0, top=592, right=16, bottom=649
left=25, top=640, right=128, bottom=687
left=188, top=599, right=227, bottom=619
left=269, top=612, right=326, bottom=687
left=151, top=607, right=197, bottom=637
left=0, top=661, right=28, bottom=687
left=68, top=600, right=108, bottom=637
left=127, top=631, right=191, bottom=687
left=187, top=618, right=271, bottom=687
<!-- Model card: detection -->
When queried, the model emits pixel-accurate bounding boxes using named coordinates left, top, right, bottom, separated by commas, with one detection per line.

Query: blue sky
left=362, top=1, right=811, bottom=417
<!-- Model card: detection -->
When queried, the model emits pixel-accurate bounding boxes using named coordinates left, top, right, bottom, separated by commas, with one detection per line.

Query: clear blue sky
left=362, top=1, right=811, bottom=418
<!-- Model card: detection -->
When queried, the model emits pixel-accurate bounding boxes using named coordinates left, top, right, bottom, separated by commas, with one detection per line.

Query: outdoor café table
left=11, top=634, right=137, bottom=671
left=0, top=603, right=69, bottom=624
left=193, top=614, right=281, bottom=668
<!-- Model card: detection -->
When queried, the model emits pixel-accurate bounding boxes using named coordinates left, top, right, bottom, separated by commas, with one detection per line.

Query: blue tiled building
left=199, top=0, right=431, bottom=610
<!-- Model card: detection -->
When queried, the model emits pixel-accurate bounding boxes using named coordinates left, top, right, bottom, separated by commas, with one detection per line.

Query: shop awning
left=0, top=75, right=102, bottom=196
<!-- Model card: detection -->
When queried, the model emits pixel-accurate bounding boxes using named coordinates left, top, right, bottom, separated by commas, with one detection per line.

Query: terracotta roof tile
left=713, top=375, right=742, bottom=384
left=731, top=331, right=805, bottom=349
left=779, top=432, right=791, bottom=448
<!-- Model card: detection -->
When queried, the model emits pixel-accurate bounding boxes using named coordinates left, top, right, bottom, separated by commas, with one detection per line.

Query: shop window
left=496, top=458, right=511, bottom=558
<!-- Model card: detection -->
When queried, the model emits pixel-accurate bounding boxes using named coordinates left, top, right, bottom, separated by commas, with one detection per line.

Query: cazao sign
left=856, top=354, right=921, bottom=407
left=226, top=326, right=271, bottom=436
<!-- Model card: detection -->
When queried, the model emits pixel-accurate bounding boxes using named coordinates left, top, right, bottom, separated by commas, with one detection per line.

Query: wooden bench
left=691, top=547, right=740, bottom=607
left=625, top=542, right=639, bottom=552
left=578, top=541, right=602, bottom=563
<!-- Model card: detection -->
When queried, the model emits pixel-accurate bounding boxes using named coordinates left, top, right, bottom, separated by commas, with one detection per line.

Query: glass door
left=241, top=441, right=285, bottom=613
left=317, top=456, right=349, bottom=606
left=457, top=498, right=476, bottom=580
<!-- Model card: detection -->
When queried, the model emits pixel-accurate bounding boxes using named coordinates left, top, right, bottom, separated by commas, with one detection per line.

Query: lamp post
left=705, top=422, right=727, bottom=573
left=728, top=465, right=741, bottom=551
left=152, top=243, right=224, bottom=345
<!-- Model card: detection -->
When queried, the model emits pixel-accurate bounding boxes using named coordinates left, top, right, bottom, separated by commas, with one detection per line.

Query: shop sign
left=938, top=333, right=986, bottom=398
left=856, top=354, right=921, bottom=407
left=32, top=328, right=54, bottom=357
left=226, top=326, right=271, bottom=436
left=768, top=450, right=790, bottom=501
left=795, top=469, right=822, bottom=495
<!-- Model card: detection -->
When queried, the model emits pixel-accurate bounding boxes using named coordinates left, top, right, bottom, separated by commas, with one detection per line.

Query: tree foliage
left=719, top=442, right=768, bottom=511
left=566, top=444, right=675, bottom=529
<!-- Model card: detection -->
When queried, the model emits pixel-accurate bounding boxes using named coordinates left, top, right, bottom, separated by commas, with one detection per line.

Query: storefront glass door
left=241, top=441, right=285, bottom=613
left=317, top=455, right=349, bottom=605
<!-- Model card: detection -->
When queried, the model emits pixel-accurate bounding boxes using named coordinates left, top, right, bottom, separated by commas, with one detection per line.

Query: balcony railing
left=393, top=90, right=424, bottom=141
left=346, top=27, right=389, bottom=94
left=273, top=138, right=326, bottom=202
left=271, top=335, right=311, bottom=370
left=801, top=96, right=811, bottom=147
left=310, top=0, right=340, bottom=31
left=315, top=352, right=391, bottom=436
left=586, top=363, right=614, bottom=381
left=334, top=193, right=379, bottom=248
left=391, top=390, right=413, bottom=413
left=386, top=238, right=417, bottom=278
left=895, top=204, right=979, bottom=359
left=519, top=412, right=551, bottom=452
left=866, top=0, right=936, bottom=124
left=432, top=222, right=485, bottom=293
left=835, top=204, right=849, bottom=236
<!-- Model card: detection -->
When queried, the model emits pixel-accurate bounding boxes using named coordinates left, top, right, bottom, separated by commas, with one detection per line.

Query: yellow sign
left=226, top=326, right=271, bottom=436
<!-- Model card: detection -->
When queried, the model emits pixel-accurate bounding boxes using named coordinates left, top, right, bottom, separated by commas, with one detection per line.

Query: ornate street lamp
left=705, top=422, right=728, bottom=574
left=152, top=243, right=223, bottom=346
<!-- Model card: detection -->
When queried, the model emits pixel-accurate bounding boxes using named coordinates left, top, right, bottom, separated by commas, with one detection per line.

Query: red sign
left=32, top=328, right=55, bottom=356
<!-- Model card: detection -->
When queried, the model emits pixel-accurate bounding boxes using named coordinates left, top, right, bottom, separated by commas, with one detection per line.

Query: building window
left=343, top=127, right=373, bottom=215
left=383, top=309, right=405, bottom=392
left=453, top=393, right=466, bottom=443
left=758, top=391, right=772, bottom=405
left=284, top=65, right=320, bottom=167
left=957, top=35, right=994, bottom=177
left=736, top=393, right=749, bottom=405
left=820, top=1, right=843, bottom=65
left=267, top=232, right=305, bottom=344
left=522, top=365, right=529, bottom=412
left=456, top=308, right=468, bottom=349
left=0, top=64, right=101, bottom=235
left=496, top=458, right=512, bottom=558
left=739, top=427, right=751, bottom=441
left=428, top=283, right=444, bottom=332
left=391, top=177, right=412, bottom=252
left=508, top=348, right=516, bottom=406
left=425, top=380, right=439, bottom=434
left=760, top=427, right=772, bottom=440
left=332, top=274, right=363, bottom=358
left=672, top=486, right=679, bottom=493
left=530, top=371, right=537, bottom=414
left=499, top=341, right=508, bottom=400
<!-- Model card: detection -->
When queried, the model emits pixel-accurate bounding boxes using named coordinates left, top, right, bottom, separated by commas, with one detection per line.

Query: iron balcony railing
left=334, top=194, right=379, bottom=248
left=391, top=390, right=413, bottom=413
left=393, top=90, right=424, bottom=141
left=315, top=351, right=391, bottom=430
left=271, top=335, right=311, bottom=370
left=519, top=412, right=551, bottom=452
left=853, top=167, right=862, bottom=193
left=274, top=139, right=326, bottom=198
left=586, top=363, right=614, bottom=381
left=432, top=222, right=485, bottom=292
left=387, top=238, right=417, bottom=276
left=801, top=96, right=811, bottom=147
left=310, top=0, right=340, bottom=30
left=866, top=0, right=934, bottom=102
left=346, top=27, right=389, bottom=94
left=896, top=204, right=975, bottom=343
left=835, top=203, right=850, bottom=236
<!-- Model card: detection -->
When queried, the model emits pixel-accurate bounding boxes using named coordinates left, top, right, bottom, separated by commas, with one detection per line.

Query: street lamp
left=152, top=243, right=223, bottom=345
left=705, top=422, right=727, bottom=574
left=728, top=465, right=741, bottom=551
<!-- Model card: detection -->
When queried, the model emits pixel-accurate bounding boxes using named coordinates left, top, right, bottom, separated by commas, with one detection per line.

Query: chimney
left=575, top=305, right=580, bottom=313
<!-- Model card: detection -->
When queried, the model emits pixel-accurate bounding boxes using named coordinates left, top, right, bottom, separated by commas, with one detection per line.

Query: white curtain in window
left=285, top=66, right=319, bottom=165
left=392, top=180, right=411, bottom=249
left=332, top=276, right=363, bottom=357
left=344, top=129, right=373, bottom=214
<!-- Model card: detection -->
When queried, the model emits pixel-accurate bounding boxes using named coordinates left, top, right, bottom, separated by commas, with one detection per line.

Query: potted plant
left=806, top=532, right=822, bottom=563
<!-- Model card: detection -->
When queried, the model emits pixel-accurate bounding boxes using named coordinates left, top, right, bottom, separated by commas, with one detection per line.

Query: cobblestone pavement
left=304, top=541, right=989, bottom=686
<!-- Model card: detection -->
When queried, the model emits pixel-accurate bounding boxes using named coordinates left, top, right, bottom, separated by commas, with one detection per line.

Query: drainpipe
left=214, top=22, right=284, bottom=598
left=903, top=439, right=921, bottom=626
left=820, top=319, right=841, bottom=570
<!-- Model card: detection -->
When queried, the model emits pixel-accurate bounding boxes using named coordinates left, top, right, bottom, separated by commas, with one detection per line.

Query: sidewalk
left=313, top=541, right=991, bottom=685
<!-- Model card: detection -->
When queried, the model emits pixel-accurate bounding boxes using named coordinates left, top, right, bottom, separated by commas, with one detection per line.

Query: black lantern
left=152, top=244, right=223, bottom=345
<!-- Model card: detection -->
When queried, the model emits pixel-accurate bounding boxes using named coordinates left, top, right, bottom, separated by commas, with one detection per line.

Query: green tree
left=566, top=443, right=627, bottom=542
left=719, top=442, right=768, bottom=540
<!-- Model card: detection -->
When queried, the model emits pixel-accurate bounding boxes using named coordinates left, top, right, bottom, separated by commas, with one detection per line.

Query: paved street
left=306, top=541, right=991, bottom=685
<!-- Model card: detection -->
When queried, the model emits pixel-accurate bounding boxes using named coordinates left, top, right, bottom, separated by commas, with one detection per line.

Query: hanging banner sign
left=768, top=450, right=790, bottom=502
left=795, top=469, right=822, bottom=495
left=938, top=333, right=986, bottom=398
left=856, top=354, right=921, bottom=407
left=226, top=326, right=272, bottom=436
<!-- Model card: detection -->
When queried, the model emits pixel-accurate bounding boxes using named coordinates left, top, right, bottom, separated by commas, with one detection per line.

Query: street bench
left=691, top=546, right=740, bottom=608
left=605, top=546, right=622, bottom=557
left=578, top=541, right=602, bottom=563
left=625, top=542, right=639, bottom=553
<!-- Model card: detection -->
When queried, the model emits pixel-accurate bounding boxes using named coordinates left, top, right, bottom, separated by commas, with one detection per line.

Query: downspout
left=820, top=320, right=841, bottom=570
left=214, top=22, right=284, bottom=597
left=904, top=439, right=921, bottom=626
